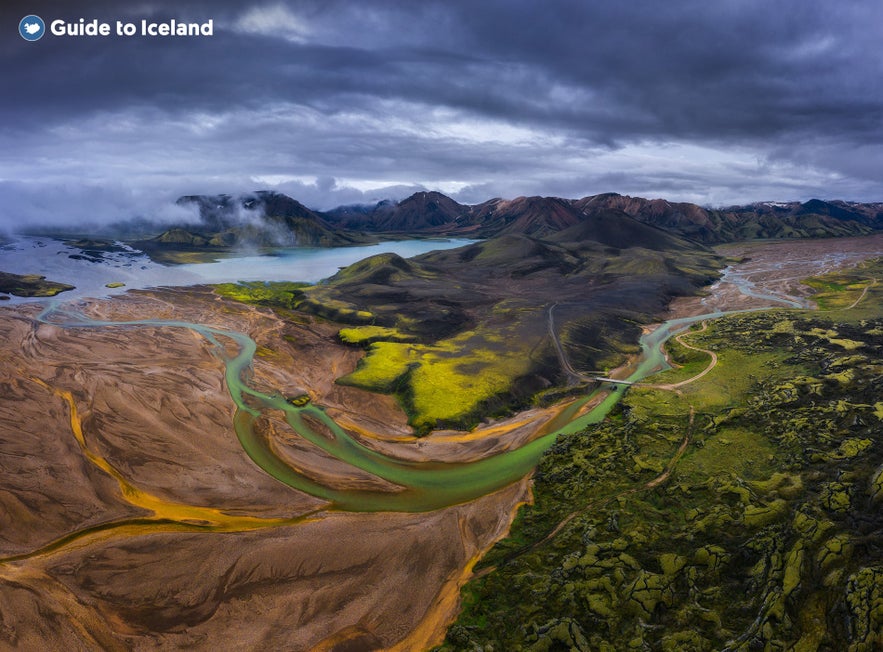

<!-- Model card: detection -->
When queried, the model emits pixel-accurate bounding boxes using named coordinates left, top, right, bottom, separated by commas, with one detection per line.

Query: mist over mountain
left=20, top=187, right=878, bottom=262
left=7, top=180, right=882, bottom=251
left=0, top=181, right=204, bottom=238
left=127, top=191, right=369, bottom=261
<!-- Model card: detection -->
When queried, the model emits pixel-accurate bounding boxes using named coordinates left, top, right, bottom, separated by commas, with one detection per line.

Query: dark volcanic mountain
left=574, top=194, right=720, bottom=242
left=575, top=194, right=883, bottom=243
left=173, top=191, right=366, bottom=247
left=178, top=191, right=315, bottom=231
left=468, top=196, right=583, bottom=238
left=266, top=217, right=722, bottom=432
left=324, top=191, right=471, bottom=233
left=323, top=191, right=883, bottom=244
left=546, top=207, right=693, bottom=252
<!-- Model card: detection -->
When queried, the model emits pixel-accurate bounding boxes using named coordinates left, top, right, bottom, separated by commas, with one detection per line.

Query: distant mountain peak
left=174, top=189, right=883, bottom=246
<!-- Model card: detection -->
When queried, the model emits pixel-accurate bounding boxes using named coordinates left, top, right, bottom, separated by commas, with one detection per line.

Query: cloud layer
left=1, top=0, right=881, bottom=229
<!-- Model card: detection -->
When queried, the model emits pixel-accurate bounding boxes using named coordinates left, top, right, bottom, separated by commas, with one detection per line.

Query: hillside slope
left=323, top=191, right=883, bottom=243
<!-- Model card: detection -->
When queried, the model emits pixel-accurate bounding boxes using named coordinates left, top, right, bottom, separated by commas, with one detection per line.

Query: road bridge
left=590, top=377, right=635, bottom=386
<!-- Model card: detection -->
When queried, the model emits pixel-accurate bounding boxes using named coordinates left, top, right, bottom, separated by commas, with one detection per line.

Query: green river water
left=37, top=279, right=788, bottom=513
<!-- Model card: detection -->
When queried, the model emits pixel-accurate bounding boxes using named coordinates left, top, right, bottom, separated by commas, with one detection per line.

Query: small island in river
left=0, top=271, right=74, bottom=298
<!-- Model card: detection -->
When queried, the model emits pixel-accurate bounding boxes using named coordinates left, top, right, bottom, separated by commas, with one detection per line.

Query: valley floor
left=0, top=235, right=881, bottom=650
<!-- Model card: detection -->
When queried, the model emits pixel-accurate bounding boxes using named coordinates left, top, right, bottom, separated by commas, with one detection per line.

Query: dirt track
left=644, top=321, right=718, bottom=391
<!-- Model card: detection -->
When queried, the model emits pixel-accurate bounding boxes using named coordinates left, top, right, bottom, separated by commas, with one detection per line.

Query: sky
left=1, top=0, right=882, bottom=229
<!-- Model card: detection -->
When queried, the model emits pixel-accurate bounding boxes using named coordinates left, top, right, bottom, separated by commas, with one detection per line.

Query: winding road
left=643, top=321, right=718, bottom=391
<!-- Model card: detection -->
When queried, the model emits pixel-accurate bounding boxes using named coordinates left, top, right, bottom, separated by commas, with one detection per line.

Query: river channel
left=34, top=258, right=808, bottom=514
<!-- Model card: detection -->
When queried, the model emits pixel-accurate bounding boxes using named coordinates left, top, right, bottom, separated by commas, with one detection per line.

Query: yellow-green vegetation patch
left=339, top=325, right=537, bottom=432
left=339, top=341, right=417, bottom=391
left=743, top=498, right=789, bottom=528
left=678, top=427, right=776, bottom=482
left=213, top=280, right=310, bottom=308
left=105, top=281, right=126, bottom=288
left=337, top=325, right=416, bottom=345
left=803, top=258, right=883, bottom=316
left=834, top=438, right=873, bottom=459
left=819, top=482, right=853, bottom=513
left=627, top=386, right=688, bottom=420
left=816, top=533, right=853, bottom=573
left=676, top=349, right=785, bottom=410
left=803, top=265, right=878, bottom=312
left=771, top=318, right=796, bottom=333
left=829, top=337, right=864, bottom=350
left=297, top=295, right=374, bottom=322
left=407, top=346, right=530, bottom=430
left=749, top=472, right=804, bottom=500
left=254, top=345, right=277, bottom=359
left=808, top=327, right=865, bottom=350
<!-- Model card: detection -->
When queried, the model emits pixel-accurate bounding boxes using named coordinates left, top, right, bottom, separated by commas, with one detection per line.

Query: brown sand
left=0, top=287, right=549, bottom=650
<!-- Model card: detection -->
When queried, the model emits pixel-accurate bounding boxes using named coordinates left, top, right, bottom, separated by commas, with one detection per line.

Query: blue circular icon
left=19, top=15, right=45, bottom=41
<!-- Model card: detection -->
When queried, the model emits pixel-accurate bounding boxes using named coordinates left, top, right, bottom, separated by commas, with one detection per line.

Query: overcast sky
left=1, top=0, right=882, bottom=228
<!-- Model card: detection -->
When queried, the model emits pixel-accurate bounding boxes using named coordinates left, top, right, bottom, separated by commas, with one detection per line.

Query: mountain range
left=144, top=191, right=883, bottom=257
left=322, top=191, right=883, bottom=242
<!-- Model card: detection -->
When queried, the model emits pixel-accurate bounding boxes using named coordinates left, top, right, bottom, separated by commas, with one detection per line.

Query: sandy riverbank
left=0, top=286, right=571, bottom=650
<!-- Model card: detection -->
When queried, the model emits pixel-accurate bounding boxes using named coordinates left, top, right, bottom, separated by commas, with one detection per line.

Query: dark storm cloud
left=5, top=0, right=876, bottom=142
left=1, top=0, right=881, bottom=229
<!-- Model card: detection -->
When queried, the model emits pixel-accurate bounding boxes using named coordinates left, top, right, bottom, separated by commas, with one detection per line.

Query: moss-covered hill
left=215, top=228, right=721, bottom=434
left=439, top=260, right=883, bottom=651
